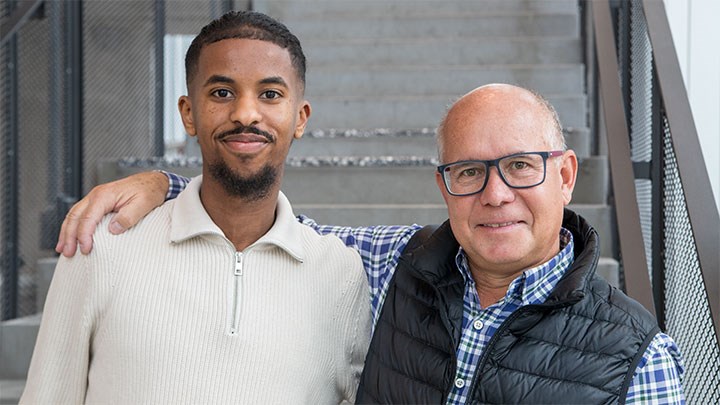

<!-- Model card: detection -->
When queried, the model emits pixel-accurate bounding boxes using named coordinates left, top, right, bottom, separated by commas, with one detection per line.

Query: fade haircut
left=185, top=10, right=306, bottom=91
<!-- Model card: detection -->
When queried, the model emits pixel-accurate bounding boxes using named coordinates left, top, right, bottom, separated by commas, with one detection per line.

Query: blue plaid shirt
left=167, top=173, right=685, bottom=404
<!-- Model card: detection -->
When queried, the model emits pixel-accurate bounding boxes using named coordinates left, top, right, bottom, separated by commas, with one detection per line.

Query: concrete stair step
left=306, top=64, right=585, bottom=97
left=570, top=203, right=616, bottom=258
left=597, top=257, right=620, bottom=288
left=573, top=155, right=608, bottom=204
left=306, top=93, right=587, bottom=130
left=283, top=12, right=579, bottom=40
left=0, top=379, right=25, bottom=404
left=0, top=314, right=40, bottom=379
left=303, top=37, right=582, bottom=66
left=287, top=127, right=591, bottom=159
left=565, top=127, right=591, bottom=159
left=290, top=130, right=438, bottom=159
left=262, top=0, right=580, bottom=19
left=281, top=159, right=606, bottom=205
left=283, top=203, right=615, bottom=258
left=100, top=153, right=607, bottom=207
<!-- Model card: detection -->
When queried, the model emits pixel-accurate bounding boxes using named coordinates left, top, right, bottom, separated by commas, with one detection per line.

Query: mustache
left=217, top=125, right=275, bottom=142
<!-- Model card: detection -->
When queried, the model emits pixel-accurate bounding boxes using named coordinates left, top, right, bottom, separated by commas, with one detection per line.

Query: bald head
left=437, top=84, right=565, bottom=162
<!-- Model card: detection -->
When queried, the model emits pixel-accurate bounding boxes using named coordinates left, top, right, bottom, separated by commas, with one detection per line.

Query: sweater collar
left=169, top=175, right=305, bottom=262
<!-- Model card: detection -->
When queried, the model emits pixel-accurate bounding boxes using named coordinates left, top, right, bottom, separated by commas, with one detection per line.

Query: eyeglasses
left=437, top=151, right=564, bottom=196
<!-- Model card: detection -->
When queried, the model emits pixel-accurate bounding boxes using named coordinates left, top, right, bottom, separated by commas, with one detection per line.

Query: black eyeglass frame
left=436, top=150, right=565, bottom=196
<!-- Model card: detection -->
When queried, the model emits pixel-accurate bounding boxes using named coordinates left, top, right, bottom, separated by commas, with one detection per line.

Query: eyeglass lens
left=443, top=153, right=546, bottom=194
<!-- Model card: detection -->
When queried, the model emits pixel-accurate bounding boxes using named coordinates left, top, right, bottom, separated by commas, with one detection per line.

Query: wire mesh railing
left=591, top=0, right=720, bottom=400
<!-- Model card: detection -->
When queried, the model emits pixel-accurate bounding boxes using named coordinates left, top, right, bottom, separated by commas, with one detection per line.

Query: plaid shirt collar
left=454, top=227, right=574, bottom=307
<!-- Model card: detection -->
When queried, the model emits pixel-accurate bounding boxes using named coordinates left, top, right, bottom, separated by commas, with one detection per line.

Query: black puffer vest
left=357, top=209, right=659, bottom=404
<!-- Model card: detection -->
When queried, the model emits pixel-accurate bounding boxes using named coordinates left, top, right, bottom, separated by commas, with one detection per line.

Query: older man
left=57, top=84, right=684, bottom=403
left=23, top=11, right=370, bottom=403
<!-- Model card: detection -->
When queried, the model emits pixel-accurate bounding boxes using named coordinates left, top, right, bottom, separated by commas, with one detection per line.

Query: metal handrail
left=591, top=0, right=655, bottom=315
left=0, top=0, right=44, bottom=46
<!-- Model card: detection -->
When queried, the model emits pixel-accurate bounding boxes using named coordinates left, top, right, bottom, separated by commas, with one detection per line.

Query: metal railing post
left=591, top=0, right=655, bottom=314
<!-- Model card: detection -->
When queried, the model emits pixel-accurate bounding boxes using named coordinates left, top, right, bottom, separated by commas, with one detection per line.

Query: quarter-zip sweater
left=22, top=176, right=371, bottom=404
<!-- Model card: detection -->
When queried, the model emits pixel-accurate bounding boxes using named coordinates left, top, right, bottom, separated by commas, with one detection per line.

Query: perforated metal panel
left=82, top=1, right=159, bottom=191
left=627, top=0, right=654, bottom=278
left=0, top=0, right=11, bottom=319
left=661, top=121, right=720, bottom=402
left=1, top=2, right=68, bottom=319
left=622, top=0, right=720, bottom=400
left=0, top=0, right=236, bottom=320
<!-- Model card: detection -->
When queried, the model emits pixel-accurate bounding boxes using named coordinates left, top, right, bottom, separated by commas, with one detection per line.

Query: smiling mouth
left=217, top=125, right=275, bottom=144
left=480, top=221, right=517, bottom=228
left=222, top=134, right=271, bottom=144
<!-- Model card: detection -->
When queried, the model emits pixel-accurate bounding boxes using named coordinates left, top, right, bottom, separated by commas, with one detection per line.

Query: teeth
left=483, top=222, right=514, bottom=228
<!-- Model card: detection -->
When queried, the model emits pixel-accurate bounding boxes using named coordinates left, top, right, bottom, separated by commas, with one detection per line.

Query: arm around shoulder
left=55, top=170, right=171, bottom=257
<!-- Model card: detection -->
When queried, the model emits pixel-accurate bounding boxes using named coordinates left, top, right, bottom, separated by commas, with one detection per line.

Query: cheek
left=446, top=198, right=476, bottom=229
left=525, top=191, right=564, bottom=228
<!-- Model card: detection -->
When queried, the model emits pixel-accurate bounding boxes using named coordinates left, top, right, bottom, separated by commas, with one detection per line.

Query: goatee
left=209, top=161, right=278, bottom=202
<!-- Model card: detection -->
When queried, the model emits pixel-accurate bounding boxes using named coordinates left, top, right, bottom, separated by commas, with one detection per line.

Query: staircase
left=102, top=0, right=618, bottom=278
left=1, top=0, right=619, bottom=398
left=263, top=0, right=618, bottom=283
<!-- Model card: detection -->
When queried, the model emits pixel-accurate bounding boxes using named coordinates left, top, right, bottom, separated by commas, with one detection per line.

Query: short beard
left=208, top=161, right=278, bottom=202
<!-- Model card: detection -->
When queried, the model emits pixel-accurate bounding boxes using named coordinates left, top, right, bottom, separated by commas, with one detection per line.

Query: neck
left=469, top=265, right=521, bottom=308
left=199, top=176, right=280, bottom=251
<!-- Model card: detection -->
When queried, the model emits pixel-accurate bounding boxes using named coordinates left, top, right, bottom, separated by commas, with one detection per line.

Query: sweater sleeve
left=335, top=252, right=372, bottom=403
left=20, top=253, right=96, bottom=404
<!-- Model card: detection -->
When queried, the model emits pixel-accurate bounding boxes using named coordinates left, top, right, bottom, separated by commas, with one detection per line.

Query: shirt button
left=454, top=378, right=466, bottom=389
left=473, top=319, right=484, bottom=330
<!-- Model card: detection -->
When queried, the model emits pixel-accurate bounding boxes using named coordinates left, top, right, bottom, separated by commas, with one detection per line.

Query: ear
left=559, top=150, right=578, bottom=205
left=293, top=100, right=312, bottom=139
left=178, top=95, right=196, bottom=137
left=435, top=170, right=452, bottom=205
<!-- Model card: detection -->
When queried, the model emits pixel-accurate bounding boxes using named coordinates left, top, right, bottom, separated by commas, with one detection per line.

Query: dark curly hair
left=185, top=11, right=306, bottom=91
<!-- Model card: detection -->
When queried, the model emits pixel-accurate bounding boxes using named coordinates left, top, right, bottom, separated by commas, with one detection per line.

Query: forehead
left=442, top=92, right=552, bottom=159
left=194, top=38, right=298, bottom=87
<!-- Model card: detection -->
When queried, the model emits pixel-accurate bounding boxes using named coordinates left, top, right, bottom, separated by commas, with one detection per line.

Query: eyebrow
left=203, top=75, right=234, bottom=87
left=202, top=75, right=289, bottom=88
left=259, top=76, right=288, bottom=88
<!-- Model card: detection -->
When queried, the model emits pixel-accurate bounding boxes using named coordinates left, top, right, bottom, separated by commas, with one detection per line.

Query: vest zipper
left=464, top=305, right=535, bottom=399
left=229, top=251, right=243, bottom=336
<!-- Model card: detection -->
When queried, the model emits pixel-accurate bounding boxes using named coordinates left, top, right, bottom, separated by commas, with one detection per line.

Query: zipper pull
left=234, top=252, right=243, bottom=276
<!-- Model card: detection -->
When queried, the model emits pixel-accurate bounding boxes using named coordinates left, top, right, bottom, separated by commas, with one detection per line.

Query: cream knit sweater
left=22, top=176, right=371, bottom=404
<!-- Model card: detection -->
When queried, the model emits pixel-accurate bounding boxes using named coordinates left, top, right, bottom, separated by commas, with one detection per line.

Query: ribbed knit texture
left=22, top=180, right=371, bottom=404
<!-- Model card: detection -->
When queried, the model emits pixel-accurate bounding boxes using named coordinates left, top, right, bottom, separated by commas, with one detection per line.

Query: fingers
left=108, top=172, right=169, bottom=232
left=54, top=171, right=170, bottom=257
left=56, top=188, right=109, bottom=257
left=55, top=183, right=118, bottom=257
left=56, top=204, right=82, bottom=257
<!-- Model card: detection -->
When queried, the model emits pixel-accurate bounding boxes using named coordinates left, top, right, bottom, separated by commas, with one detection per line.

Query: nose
left=477, top=167, right=515, bottom=206
left=230, top=94, right=262, bottom=127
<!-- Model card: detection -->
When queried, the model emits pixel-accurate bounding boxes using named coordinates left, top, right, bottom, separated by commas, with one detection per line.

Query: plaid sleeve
left=626, top=332, right=685, bottom=404
left=298, top=215, right=421, bottom=326
left=162, top=171, right=191, bottom=201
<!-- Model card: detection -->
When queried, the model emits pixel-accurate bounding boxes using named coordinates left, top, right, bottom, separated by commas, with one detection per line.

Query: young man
left=22, top=11, right=370, bottom=403
left=56, top=84, right=685, bottom=403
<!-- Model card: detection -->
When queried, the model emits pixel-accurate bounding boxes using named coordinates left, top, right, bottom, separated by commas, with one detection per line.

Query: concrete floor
left=0, top=380, right=25, bottom=404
